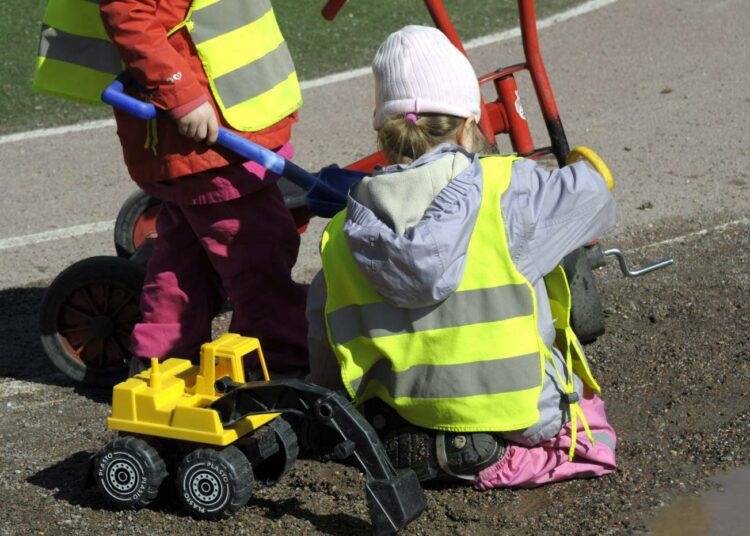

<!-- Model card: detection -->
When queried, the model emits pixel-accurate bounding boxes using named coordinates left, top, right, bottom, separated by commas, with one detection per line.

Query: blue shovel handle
left=101, top=79, right=347, bottom=204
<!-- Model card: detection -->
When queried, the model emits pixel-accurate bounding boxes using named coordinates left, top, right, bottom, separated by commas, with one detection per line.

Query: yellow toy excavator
left=92, top=333, right=425, bottom=534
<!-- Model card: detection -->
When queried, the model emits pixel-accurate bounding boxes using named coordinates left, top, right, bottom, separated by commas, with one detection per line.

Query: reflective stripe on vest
left=33, top=0, right=123, bottom=104
left=186, top=0, right=302, bottom=131
left=320, top=155, right=548, bottom=433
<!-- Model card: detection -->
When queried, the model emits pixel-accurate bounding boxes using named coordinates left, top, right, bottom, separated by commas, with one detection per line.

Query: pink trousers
left=130, top=183, right=309, bottom=372
left=475, top=395, right=617, bottom=489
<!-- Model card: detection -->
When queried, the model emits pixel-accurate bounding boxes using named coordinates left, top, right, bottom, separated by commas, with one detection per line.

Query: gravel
left=1, top=211, right=748, bottom=535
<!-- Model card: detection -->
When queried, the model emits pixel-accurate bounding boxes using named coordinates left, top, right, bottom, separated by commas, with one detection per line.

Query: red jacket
left=100, top=0, right=297, bottom=185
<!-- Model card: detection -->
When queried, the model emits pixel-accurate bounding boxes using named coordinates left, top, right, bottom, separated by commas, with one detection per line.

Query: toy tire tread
left=94, top=435, right=167, bottom=509
left=176, top=445, right=254, bottom=520
left=254, top=416, right=299, bottom=486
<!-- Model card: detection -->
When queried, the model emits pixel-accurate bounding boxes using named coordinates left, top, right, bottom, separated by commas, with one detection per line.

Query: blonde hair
left=377, top=113, right=497, bottom=165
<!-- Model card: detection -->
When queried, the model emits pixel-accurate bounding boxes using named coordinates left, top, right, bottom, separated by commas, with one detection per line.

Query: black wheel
left=39, top=256, right=145, bottom=386
left=94, top=435, right=168, bottom=509
left=563, top=247, right=605, bottom=344
left=114, top=189, right=161, bottom=258
left=176, top=446, right=254, bottom=520
left=253, top=417, right=299, bottom=486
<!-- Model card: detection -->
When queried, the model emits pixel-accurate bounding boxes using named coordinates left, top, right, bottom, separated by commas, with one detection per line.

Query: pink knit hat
left=372, top=25, right=481, bottom=129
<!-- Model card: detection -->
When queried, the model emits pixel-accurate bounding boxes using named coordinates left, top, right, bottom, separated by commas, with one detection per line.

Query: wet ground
left=648, top=466, right=750, bottom=535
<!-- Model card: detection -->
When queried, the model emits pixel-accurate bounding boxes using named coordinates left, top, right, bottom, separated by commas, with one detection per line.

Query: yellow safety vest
left=33, top=0, right=123, bottom=105
left=321, top=155, right=600, bottom=455
left=33, top=0, right=302, bottom=132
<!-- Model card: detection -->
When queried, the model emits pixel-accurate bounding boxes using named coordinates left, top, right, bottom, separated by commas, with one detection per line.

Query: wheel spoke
left=59, top=324, right=92, bottom=336
left=109, top=291, right=134, bottom=318
left=79, top=286, right=102, bottom=315
left=102, top=283, right=110, bottom=315
left=72, top=333, right=98, bottom=359
left=112, top=336, right=131, bottom=362
left=61, top=303, right=93, bottom=320
left=87, top=338, right=104, bottom=367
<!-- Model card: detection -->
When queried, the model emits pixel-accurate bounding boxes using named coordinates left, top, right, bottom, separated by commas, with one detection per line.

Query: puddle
left=648, top=466, right=750, bottom=535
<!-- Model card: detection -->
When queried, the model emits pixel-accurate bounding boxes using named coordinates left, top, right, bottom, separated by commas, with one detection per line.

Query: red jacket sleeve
left=100, top=0, right=206, bottom=110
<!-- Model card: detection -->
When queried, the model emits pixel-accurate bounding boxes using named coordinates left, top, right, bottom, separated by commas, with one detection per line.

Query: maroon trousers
left=130, top=182, right=309, bottom=372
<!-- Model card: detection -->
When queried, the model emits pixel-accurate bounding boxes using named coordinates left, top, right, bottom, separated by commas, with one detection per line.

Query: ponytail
left=377, top=113, right=496, bottom=164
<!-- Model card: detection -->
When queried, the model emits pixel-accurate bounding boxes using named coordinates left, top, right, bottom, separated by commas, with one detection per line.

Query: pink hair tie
left=405, top=112, right=418, bottom=123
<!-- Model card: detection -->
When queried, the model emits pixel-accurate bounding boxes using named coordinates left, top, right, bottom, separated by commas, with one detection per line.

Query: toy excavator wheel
left=39, top=256, right=145, bottom=386
left=114, top=189, right=161, bottom=259
left=176, top=445, right=254, bottom=520
left=253, top=417, right=299, bottom=486
left=94, top=435, right=168, bottom=509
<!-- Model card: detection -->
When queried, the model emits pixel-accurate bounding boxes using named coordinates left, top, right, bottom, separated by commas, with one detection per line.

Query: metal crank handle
left=602, top=247, right=674, bottom=277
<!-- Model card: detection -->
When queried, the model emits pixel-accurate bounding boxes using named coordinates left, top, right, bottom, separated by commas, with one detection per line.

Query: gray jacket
left=307, top=144, right=616, bottom=445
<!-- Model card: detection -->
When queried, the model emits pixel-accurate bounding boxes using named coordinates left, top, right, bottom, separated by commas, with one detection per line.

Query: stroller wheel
left=114, top=190, right=160, bottom=258
left=39, top=256, right=145, bottom=386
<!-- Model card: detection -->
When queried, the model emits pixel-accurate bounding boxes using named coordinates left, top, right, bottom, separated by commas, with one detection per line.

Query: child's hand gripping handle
left=101, top=79, right=347, bottom=205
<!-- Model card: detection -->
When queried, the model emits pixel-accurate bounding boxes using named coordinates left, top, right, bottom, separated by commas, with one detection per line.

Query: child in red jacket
left=100, top=0, right=308, bottom=375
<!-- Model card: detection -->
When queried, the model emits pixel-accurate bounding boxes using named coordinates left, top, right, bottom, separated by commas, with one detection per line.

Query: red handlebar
left=322, top=0, right=347, bottom=20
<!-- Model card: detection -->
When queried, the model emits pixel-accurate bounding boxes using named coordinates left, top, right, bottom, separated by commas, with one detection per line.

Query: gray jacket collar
left=343, top=145, right=484, bottom=309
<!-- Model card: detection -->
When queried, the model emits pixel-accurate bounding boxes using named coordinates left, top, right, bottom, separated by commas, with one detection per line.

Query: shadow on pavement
left=27, top=450, right=104, bottom=509
left=0, top=285, right=111, bottom=404
left=253, top=496, right=372, bottom=535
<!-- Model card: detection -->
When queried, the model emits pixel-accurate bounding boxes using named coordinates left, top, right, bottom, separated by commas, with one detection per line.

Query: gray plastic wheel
left=94, top=435, right=167, bottom=509
left=176, top=445, right=254, bottom=520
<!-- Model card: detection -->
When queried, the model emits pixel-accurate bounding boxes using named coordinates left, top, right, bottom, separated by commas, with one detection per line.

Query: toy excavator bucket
left=209, top=379, right=427, bottom=534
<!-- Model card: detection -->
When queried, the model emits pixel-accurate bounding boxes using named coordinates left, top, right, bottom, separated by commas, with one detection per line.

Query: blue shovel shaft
left=101, top=80, right=347, bottom=205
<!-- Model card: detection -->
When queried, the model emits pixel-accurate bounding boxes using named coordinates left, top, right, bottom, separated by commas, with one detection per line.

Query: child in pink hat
left=307, top=25, right=617, bottom=489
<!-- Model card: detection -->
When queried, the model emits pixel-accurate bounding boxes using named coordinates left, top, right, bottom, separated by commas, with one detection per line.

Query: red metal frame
left=326, top=0, right=572, bottom=169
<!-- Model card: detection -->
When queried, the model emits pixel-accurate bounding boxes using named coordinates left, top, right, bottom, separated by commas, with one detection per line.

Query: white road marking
left=0, top=379, right=47, bottom=399
left=0, top=221, right=115, bottom=251
left=635, top=217, right=749, bottom=250
left=0, top=0, right=621, bottom=146
left=0, top=119, right=116, bottom=145
left=464, top=0, right=621, bottom=49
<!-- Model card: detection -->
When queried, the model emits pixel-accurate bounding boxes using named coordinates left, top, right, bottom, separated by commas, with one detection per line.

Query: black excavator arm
left=209, top=378, right=426, bottom=535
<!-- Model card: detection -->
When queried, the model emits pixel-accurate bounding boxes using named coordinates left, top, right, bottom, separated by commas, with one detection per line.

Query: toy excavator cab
left=193, top=333, right=269, bottom=396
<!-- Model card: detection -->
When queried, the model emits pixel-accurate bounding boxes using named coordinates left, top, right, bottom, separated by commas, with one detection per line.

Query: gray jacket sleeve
left=502, top=159, right=616, bottom=283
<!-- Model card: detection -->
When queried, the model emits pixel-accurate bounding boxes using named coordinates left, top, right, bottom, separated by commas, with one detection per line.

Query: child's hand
left=176, top=102, right=219, bottom=146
